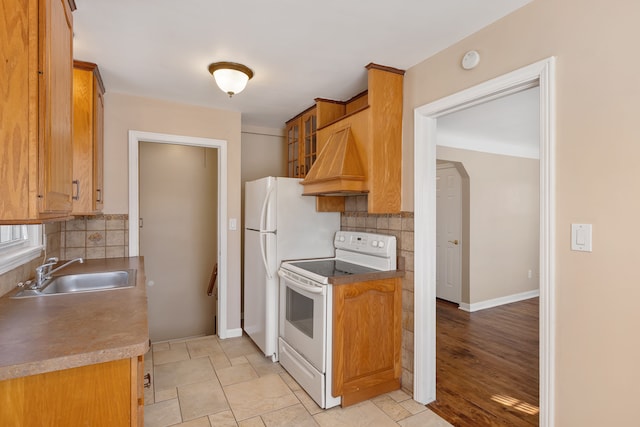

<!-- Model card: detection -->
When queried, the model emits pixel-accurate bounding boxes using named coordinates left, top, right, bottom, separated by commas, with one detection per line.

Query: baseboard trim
left=220, top=327, right=243, bottom=339
left=459, top=289, right=540, bottom=312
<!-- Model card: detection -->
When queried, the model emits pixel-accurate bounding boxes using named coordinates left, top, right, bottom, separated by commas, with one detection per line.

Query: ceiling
left=437, top=86, right=540, bottom=159
left=72, top=0, right=533, bottom=130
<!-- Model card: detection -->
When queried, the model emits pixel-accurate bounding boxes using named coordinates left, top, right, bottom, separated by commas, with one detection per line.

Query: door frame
left=128, top=131, right=232, bottom=339
left=413, top=57, right=556, bottom=426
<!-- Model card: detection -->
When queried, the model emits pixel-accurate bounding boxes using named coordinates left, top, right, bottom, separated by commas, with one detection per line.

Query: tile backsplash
left=0, top=214, right=129, bottom=297
left=341, top=195, right=415, bottom=395
left=60, top=214, right=129, bottom=259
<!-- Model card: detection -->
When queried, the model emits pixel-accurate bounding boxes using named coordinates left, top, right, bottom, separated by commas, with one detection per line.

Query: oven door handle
left=278, top=271, right=324, bottom=295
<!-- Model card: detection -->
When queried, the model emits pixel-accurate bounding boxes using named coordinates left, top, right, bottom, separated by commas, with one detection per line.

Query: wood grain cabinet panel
left=0, top=356, right=144, bottom=426
left=0, top=0, right=75, bottom=223
left=299, top=65, right=404, bottom=214
left=72, top=60, right=105, bottom=215
left=332, top=277, right=402, bottom=406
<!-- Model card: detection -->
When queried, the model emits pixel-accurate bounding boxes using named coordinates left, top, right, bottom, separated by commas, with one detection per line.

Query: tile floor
left=144, top=334, right=452, bottom=427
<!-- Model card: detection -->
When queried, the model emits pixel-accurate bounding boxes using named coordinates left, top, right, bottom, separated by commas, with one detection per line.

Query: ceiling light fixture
left=207, top=62, right=254, bottom=97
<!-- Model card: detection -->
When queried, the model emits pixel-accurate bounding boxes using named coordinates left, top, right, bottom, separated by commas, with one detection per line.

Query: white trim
left=0, top=225, right=43, bottom=276
left=128, top=131, right=231, bottom=339
left=413, top=57, right=556, bottom=427
left=0, top=246, right=43, bottom=276
left=458, top=289, right=540, bottom=312
left=224, top=327, right=243, bottom=339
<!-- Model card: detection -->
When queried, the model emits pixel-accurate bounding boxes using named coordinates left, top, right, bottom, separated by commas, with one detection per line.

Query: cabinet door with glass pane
left=285, top=106, right=317, bottom=178
left=286, top=118, right=301, bottom=178
left=301, top=110, right=317, bottom=178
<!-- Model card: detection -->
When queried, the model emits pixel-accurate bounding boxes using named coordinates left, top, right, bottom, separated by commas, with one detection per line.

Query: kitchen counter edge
left=0, top=257, right=149, bottom=381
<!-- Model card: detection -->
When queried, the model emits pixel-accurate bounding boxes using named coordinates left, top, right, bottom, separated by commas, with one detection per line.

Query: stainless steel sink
left=11, top=269, right=136, bottom=298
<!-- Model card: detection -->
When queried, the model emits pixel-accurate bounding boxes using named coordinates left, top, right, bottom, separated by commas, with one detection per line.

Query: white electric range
left=277, top=231, right=397, bottom=408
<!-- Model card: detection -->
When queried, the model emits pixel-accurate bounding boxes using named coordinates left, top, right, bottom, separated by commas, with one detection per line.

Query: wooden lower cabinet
left=332, top=277, right=402, bottom=406
left=0, top=356, right=144, bottom=427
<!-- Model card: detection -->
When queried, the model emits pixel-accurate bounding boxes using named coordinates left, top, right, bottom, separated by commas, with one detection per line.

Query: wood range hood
left=300, top=126, right=367, bottom=196
left=300, top=63, right=404, bottom=213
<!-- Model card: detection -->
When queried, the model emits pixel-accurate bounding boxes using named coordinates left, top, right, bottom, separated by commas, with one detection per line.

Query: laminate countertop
left=0, top=257, right=149, bottom=381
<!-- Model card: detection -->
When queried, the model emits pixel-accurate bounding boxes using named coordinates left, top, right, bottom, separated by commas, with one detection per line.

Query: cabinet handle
left=300, top=165, right=305, bottom=176
left=72, top=180, right=80, bottom=201
left=295, top=166, right=299, bottom=176
left=96, top=189, right=102, bottom=203
left=143, top=373, right=151, bottom=388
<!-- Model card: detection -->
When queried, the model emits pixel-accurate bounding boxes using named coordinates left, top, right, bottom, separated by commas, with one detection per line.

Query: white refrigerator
left=244, top=176, right=340, bottom=361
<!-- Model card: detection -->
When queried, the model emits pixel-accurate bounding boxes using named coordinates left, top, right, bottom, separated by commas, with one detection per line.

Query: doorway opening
left=435, top=161, right=466, bottom=305
left=127, top=131, right=232, bottom=339
left=139, top=142, right=218, bottom=341
left=413, top=58, right=555, bottom=426
left=431, top=86, right=541, bottom=424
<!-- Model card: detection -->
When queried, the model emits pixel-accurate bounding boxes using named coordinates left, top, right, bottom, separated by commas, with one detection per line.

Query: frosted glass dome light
left=208, top=62, right=254, bottom=97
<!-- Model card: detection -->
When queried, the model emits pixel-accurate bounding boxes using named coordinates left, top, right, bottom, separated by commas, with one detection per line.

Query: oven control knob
left=338, top=235, right=345, bottom=242
left=378, top=241, right=385, bottom=248
left=372, top=240, right=378, bottom=247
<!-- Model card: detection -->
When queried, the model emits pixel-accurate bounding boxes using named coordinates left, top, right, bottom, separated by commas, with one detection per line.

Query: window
left=0, top=225, right=43, bottom=275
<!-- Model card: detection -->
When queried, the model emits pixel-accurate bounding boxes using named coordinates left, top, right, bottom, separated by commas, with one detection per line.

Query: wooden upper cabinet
left=72, top=61, right=105, bottom=215
left=39, top=0, right=74, bottom=215
left=285, top=106, right=317, bottom=178
left=301, top=64, right=405, bottom=214
left=0, top=0, right=76, bottom=223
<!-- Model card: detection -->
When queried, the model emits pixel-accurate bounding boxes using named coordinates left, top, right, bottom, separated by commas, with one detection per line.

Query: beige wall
left=437, top=147, right=539, bottom=305
left=403, top=0, right=640, bottom=423
left=240, top=126, right=286, bottom=184
left=103, top=92, right=242, bottom=333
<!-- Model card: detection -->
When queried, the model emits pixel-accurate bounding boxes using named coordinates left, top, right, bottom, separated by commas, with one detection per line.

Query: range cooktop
left=287, top=259, right=380, bottom=278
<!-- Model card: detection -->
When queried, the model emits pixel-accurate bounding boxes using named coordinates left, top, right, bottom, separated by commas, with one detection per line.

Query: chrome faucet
left=33, top=257, right=84, bottom=289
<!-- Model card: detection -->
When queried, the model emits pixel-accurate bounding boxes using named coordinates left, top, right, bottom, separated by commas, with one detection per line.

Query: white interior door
left=140, top=142, right=218, bottom=342
left=436, top=164, right=462, bottom=303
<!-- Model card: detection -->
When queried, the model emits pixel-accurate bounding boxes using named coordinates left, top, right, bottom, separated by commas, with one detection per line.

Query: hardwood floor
left=427, top=298, right=539, bottom=427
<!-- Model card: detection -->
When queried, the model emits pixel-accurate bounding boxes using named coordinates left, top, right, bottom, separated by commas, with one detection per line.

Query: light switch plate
left=571, top=224, right=592, bottom=252
left=229, top=218, right=237, bottom=231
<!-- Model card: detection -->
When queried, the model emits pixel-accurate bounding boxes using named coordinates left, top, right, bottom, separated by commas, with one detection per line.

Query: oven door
left=278, top=269, right=326, bottom=372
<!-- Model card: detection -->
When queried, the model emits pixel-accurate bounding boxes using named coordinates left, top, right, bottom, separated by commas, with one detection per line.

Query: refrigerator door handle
left=259, top=184, right=275, bottom=232
left=260, top=232, right=273, bottom=279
